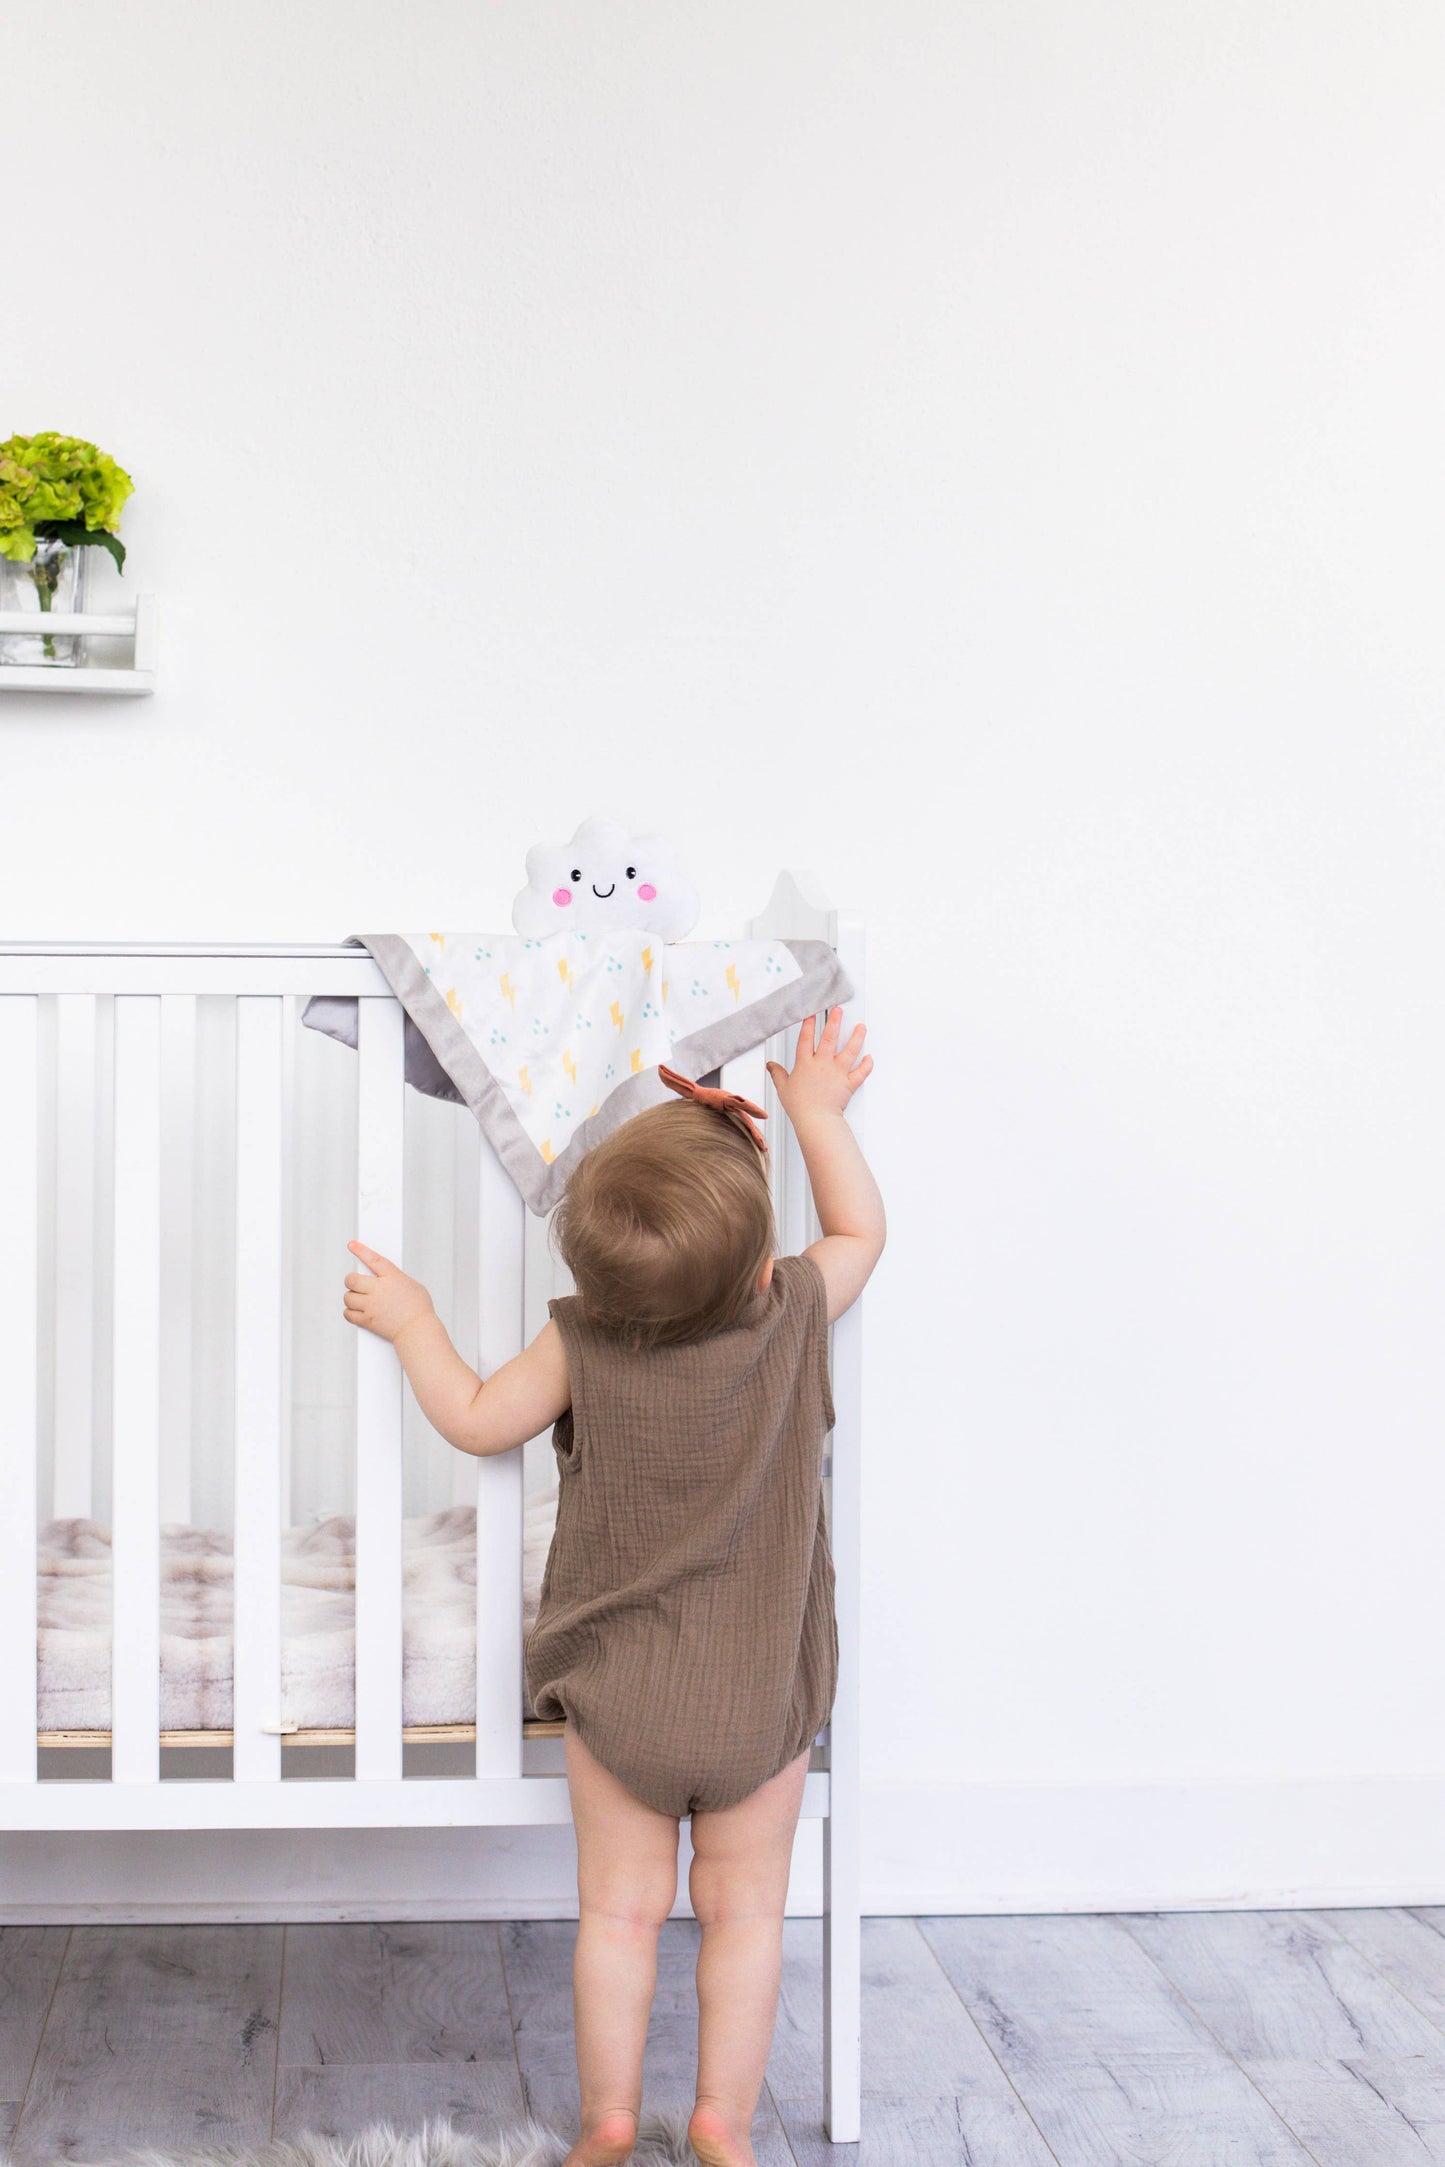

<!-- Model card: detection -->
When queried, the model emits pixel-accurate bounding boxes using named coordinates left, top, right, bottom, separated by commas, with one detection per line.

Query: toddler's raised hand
left=766, top=1007, right=872, bottom=1127
left=343, top=1241, right=436, bottom=1345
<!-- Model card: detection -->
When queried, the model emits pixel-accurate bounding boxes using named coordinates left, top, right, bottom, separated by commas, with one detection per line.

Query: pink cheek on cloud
left=637, top=882, right=657, bottom=902
left=552, top=887, right=572, bottom=908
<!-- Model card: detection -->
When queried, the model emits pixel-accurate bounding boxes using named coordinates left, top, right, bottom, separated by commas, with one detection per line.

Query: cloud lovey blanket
left=304, top=930, right=851, bottom=1214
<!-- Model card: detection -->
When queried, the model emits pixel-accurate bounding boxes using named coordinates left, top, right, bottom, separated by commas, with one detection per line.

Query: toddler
left=344, top=1008, right=883, bottom=2167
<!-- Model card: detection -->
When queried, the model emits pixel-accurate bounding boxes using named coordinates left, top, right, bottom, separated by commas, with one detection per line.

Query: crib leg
left=822, top=1764, right=862, bottom=2142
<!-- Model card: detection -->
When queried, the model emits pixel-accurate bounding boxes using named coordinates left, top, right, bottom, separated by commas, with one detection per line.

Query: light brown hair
left=554, top=1100, right=775, bottom=1349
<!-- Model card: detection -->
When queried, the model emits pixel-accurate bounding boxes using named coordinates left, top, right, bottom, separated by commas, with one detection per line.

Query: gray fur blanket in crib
left=37, top=1497, right=557, bottom=1734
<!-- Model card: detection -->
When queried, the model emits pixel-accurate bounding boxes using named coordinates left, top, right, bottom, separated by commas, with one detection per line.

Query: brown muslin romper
left=524, top=1252, right=838, bottom=1818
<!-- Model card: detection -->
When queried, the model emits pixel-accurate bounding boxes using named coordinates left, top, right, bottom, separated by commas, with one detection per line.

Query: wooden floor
left=7, top=1910, right=1445, bottom=2162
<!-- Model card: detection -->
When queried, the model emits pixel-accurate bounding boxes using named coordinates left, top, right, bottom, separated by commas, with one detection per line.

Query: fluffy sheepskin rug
left=21, top=2116, right=699, bottom=2167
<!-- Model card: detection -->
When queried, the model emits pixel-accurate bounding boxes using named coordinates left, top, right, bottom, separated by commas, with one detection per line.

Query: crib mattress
left=37, top=1495, right=557, bottom=1737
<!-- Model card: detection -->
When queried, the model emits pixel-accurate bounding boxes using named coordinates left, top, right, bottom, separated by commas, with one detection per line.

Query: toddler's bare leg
left=686, top=1750, right=810, bottom=2167
left=562, top=1725, right=680, bottom=2166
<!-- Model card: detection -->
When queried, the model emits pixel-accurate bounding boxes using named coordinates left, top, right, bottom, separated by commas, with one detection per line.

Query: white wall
left=6, top=0, right=1445, bottom=1916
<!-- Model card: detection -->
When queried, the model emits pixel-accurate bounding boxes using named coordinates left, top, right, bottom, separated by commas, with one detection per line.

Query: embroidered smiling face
left=512, top=816, right=701, bottom=940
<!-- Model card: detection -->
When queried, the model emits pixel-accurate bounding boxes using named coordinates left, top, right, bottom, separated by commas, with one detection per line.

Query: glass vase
left=0, top=536, right=90, bottom=667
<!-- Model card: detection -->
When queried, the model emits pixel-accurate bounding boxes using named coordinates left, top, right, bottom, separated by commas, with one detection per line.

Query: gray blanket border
left=305, top=936, right=853, bottom=1215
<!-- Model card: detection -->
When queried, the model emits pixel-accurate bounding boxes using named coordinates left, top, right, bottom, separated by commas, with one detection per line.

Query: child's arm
left=343, top=1241, right=570, bottom=1456
left=766, top=1006, right=884, bottom=1323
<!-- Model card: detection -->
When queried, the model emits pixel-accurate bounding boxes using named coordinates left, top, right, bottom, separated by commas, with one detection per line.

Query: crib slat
left=522, top=1206, right=554, bottom=1347
left=720, top=1045, right=769, bottom=1115
left=158, top=994, right=196, bottom=1525
left=278, top=996, right=296, bottom=1524
left=0, top=997, right=39, bottom=1783
left=777, top=1026, right=814, bottom=1252
left=111, top=996, right=162, bottom=1785
left=233, top=999, right=286, bottom=1782
left=52, top=993, right=96, bottom=1520
left=354, top=997, right=406, bottom=1781
left=475, top=1140, right=525, bottom=1779
left=450, top=1119, right=483, bottom=1509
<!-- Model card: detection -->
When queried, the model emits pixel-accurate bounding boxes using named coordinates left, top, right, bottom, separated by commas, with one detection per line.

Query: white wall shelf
left=0, top=594, right=158, bottom=695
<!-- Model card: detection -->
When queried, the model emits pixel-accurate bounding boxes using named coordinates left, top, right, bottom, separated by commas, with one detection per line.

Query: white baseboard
left=863, top=1772, right=1445, bottom=1914
left=5, top=1774, right=1443, bottom=1924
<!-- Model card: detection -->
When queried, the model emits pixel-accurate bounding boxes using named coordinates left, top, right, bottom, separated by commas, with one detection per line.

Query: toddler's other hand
left=766, top=1007, right=871, bottom=1127
left=344, top=1242, right=435, bottom=1344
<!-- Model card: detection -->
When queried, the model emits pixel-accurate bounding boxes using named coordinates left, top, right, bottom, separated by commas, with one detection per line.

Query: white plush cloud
left=511, top=816, right=701, bottom=940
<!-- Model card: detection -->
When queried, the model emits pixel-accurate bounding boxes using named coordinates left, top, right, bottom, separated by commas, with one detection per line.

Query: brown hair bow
left=658, top=1063, right=769, bottom=1154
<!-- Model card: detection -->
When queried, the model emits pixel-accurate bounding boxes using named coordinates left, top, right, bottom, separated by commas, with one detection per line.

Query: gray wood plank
left=0, top=1929, right=68, bottom=2135
left=499, top=1919, right=599, bottom=2092
left=971, top=2050, right=1314, bottom=2167
left=770, top=1918, right=1057, bottom=2167
left=922, top=1915, right=1313, bottom=2165
left=273, top=2063, right=525, bottom=2143
left=1323, top=1909, right=1445, bottom=2038
left=922, top=1914, right=1214, bottom=2060
left=500, top=1920, right=794, bottom=2165
left=772, top=2087, right=1059, bottom=2166
left=769, top=1917, right=1008, bottom=2098
left=1125, top=1909, right=1445, bottom=2060
left=10, top=1924, right=283, bottom=2164
left=278, top=1922, right=515, bottom=2067
left=1242, top=2055, right=1445, bottom=2166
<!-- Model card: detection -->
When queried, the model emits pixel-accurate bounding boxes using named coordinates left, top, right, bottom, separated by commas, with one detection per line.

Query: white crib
left=0, top=871, right=864, bottom=2144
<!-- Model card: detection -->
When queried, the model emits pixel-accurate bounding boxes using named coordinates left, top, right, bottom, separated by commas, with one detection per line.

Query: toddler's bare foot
left=687, top=2103, right=756, bottom=2167
left=562, top=2107, right=637, bottom=2166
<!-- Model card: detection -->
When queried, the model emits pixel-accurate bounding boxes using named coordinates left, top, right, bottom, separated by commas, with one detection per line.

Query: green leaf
left=33, top=520, right=126, bottom=572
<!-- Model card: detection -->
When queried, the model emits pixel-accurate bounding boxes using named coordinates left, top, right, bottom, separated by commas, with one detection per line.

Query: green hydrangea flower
left=0, top=433, right=133, bottom=564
